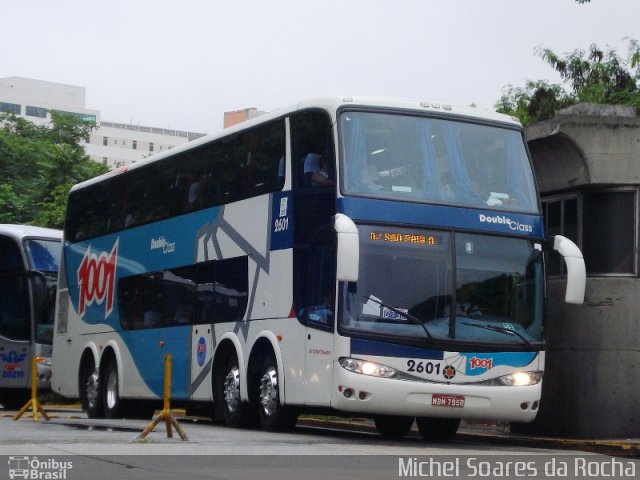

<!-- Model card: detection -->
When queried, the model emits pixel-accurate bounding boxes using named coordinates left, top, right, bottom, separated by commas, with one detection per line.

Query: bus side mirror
left=334, top=213, right=359, bottom=282
left=552, top=235, right=586, bottom=305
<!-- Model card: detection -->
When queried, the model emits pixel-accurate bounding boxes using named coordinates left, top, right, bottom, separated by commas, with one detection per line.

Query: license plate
left=432, top=394, right=465, bottom=408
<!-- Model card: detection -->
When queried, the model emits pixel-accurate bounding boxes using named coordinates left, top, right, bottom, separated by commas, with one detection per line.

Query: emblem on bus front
left=443, top=365, right=456, bottom=380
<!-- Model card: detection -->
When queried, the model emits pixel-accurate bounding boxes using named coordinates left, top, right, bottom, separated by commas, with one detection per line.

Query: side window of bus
left=118, top=258, right=249, bottom=330
left=63, top=119, right=286, bottom=243
left=290, top=111, right=337, bottom=330
left=291, top=111, right=335, bottom=189
left=0, top=237, right=31, bottom=340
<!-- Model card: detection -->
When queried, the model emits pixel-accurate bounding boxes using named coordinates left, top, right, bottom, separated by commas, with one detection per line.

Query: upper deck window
left=65, top=118, right=285, bottom=243
left=339, top=111, right=538, bottom=214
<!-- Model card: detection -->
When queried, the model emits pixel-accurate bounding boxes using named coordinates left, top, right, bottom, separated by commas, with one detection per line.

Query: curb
left=298, top=418, right=640, bottom=458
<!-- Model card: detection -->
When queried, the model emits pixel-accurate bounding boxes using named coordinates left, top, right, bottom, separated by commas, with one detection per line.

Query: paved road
left=1, top=408, right=638, bottom=480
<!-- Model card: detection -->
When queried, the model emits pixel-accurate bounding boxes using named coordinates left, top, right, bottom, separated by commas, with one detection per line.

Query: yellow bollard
left=13, top=357, right=50, bottom=422
left=135, top=353, right=188, bottom=441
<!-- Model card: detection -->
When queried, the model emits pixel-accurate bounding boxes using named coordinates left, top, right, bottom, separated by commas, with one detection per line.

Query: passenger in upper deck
left=303, top=153, right=333, bottom=187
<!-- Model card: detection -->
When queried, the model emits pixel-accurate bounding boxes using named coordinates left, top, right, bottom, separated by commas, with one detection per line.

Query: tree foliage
left=495, top=80, right=575, bottom=126
left=0, top=112, right=109, bottom=228
left=496, top=39, right=640, bottom=125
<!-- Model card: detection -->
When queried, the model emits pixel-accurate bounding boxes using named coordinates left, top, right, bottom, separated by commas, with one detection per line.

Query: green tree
left=0, top=112, right=108, bottom=228
left=497, top=39, right=640, bottom=124
left=496, top=80, right=574, bottom=125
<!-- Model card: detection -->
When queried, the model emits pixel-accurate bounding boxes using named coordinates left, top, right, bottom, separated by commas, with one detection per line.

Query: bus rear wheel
left=79, top=360, right=103, bottom=418
left=0, top=389, right=30, bottom=409
left=416, top=417, right=460, bottom=442
left=257, top=356, right=298, bottom=432
left=101, top=359, right=124, bottom=419
left=374, top=415, right=414, bottom=439
left=218, top=357, right=250, bottom=428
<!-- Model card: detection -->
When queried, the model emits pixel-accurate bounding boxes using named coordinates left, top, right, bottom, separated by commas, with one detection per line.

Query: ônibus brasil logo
left=77, top=240, right=118, bottom=318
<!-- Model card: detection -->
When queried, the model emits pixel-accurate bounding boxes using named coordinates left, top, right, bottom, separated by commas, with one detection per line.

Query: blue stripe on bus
left=120, top=327, right=191, bottom=398
left=337, top=197, right=544, bottom=239
left=65, top=205, right=223, bottom=286
left=351, top=338, right=444, bottom=360
left=64, top=207, right=224, bottom=398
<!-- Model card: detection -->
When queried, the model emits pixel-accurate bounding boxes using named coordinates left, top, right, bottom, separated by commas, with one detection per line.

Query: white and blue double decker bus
left=52, top=97, right=585, bottom=439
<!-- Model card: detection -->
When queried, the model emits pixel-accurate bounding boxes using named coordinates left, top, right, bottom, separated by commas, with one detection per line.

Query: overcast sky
left=2, top=0, right=638, bottom=133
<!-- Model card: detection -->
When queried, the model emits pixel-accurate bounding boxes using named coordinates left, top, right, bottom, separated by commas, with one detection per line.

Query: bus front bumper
left=332, top=366, right=541, bottom=422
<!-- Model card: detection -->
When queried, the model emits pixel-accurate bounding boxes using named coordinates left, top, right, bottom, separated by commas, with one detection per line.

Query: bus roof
left=0, top=224, right=62, bottom=241
left=70, top=96, right=521, bottom=193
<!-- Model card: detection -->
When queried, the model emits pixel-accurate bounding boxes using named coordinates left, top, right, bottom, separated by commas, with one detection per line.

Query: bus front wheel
left=258, top=356, right=298, bottom=432
left=374, top=415, right=414, bottom=439
left=416, top=417, right=460, bottom=442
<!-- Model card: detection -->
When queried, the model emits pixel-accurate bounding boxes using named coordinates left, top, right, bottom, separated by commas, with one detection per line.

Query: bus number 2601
left=274, top=217, right=289, bottom=232
left=407, top=360, right=441, bottom=375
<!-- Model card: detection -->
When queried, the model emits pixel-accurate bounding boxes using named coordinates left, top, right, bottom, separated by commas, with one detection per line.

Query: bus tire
left=416, top=417, right=460, bottom=442
left=79, top=360, right=103, bottom=419
left=374, top=415, right=414, bottom=439
left=257, top=356, right=298, bottom=432
left=218, top=356, right=249, bottom=428
left=0, top=389, right=30, bottom=409
left=101, top=359, right=124, bottom=419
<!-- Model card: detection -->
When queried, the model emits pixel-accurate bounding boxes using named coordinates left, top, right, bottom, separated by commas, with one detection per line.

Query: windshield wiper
left=461, top=322, right=532, bottom=347
left=364, top=296, right=433, bottom=340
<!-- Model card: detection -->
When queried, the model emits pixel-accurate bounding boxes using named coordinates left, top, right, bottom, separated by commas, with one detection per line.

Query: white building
left=0, top=77, right=205, bottom=168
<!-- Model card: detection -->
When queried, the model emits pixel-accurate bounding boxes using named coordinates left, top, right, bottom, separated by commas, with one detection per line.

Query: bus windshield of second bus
left=23, top=238, right=61, bottom=343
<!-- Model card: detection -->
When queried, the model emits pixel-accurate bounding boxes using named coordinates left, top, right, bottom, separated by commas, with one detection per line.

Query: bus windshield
left=24, top=239, right=61, bottom=272
left=24, top=239, right=60, bottom=344
left=340, top=111, right=538, bottom=214
left=340, top=225, right=544, bottom=346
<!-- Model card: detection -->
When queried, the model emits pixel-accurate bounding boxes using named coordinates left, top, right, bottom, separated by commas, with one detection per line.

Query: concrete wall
left=528, top=104, right=640, bottom=191
left=520, top=104, right=640, bottom=438
left=531, top=278, right=640, bottom=438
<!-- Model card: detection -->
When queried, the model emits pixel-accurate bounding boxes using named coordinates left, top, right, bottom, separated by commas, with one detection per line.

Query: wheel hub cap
left=224, top=367, right=241, bottom=413
left=259, top=367, right=278, bottom=417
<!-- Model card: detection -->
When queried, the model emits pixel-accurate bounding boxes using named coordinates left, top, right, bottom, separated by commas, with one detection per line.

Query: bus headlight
left=339, top=358, right=397, bottom=378
left=498, top=371, right=542, bottom=386
left=36, top=356, right=52, bottom=368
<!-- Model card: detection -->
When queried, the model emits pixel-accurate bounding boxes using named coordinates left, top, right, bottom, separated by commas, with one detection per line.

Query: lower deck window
left=118, top=257, right=248, bottom=329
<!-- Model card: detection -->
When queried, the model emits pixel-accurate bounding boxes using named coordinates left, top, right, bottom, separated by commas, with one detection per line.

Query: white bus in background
left=52, top=97, right=585, bottom=440
left=0, top=224, right=61, bottom=408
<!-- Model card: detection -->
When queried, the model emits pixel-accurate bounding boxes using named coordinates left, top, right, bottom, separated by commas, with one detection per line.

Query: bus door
left=298, top=191, right=337, bottom=405
left=0, top=236, right=32, bottom=392
left=302, top=247, right=336, bottom=405
left=290, top=110, right=337, bottom=405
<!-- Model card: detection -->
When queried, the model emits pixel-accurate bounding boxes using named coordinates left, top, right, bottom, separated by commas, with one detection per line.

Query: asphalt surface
left=2, top=404, right=638, bottom=458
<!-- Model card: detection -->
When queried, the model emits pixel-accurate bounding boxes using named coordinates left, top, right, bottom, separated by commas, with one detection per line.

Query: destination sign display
left=369, top=231, right=443, bottom=246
